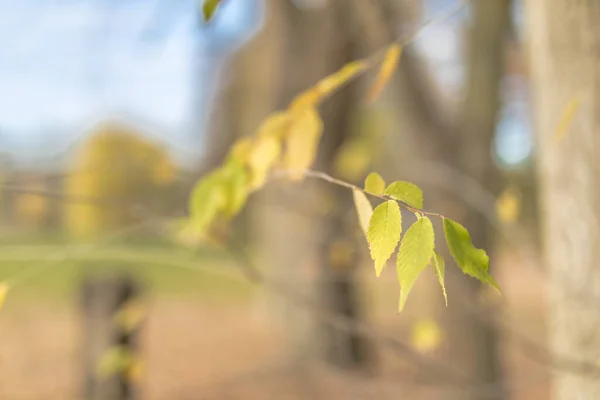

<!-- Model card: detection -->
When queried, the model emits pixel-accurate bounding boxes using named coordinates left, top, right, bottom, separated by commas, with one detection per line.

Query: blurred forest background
left=0, top=0, right=597, bottom=399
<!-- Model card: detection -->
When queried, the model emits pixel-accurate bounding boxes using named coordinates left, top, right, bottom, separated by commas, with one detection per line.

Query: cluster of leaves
left=184, top=45, right=402, bottom=242
left=353, top=173, right=499, bottom=311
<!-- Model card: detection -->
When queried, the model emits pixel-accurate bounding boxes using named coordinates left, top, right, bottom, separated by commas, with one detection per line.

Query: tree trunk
left=527, top=1, right=600, bottom=398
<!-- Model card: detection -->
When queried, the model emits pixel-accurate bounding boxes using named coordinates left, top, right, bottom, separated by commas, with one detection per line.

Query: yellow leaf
left=0, top=282, right=9, bottom=311
left=367, top=44, right=403, bottom=103
left=365, top=172, right=385, bottom=195
left=411, top=319, right=442, bottom=353
left=496, top=185, right=521, bottom=225
left=316, top=60, right=369, bottom=98
left=113, top=299, right=146, bottom=333
left=247, top=135, right=282, bottom=190
left=333, top=137, right=372, bottom=181
left=289, top=89, right=321, bottom=113
left=283, top=107, right=323, bottom=180
left=353, top=189, right=373, bottom=238
left=227, top=137, right=254, bottom=164
left=555, top=94, right=581, bottom=142
left=256, top=112, right=290, bottom=140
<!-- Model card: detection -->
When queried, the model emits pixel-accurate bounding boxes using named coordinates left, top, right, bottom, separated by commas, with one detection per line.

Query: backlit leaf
left=443, top=218, right=500, bottom=291
left=189, top=170, right=226, bottom=236
left=365, top=172, right=385, bottom=195
left=432, top=250, right=447, bottom=306
left=411, top=319, right=442, bottom=353
left=0, top=282, right=8, bottom=311
left=352, top=189, right=373, bottom=238
left=202, top=0, right=222, bottom=22
left=367, top=44, right=403, bottom=102
left=384, top=181, right=423, bottom=209
left=367, top=200, right=402, bottom=277
left=316, top=60, right=369, bottom=98
left=496, top=185, right=521, bottom=225
left=283, top=107, right=323, bottom=180
left=396, top=216, right=435, bottom=311
left=256, top=112, right=290, bottom=140
left=221, top=160, right=250, bottom=217
left=247, top=135, right=282, bottom=190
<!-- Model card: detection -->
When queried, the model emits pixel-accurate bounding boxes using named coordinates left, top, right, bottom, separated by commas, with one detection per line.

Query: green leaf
left=367, top=200, right=402, bottom=277
left=432, top=250, right=447, bottom=306
left=396, top=216, right=435, bottom=311
left=384, top=181, right=423, bottom=209
left=352, top=189, right=373, bottom=238
left=202, top=0, right=222, bottom=22
left=189, top=170, right=226, bottom=235
left=365, top=172, right=385, bottom=195
left=443, top=218, right=500, bottom=291
left=221, top=160, right=249, bottom=218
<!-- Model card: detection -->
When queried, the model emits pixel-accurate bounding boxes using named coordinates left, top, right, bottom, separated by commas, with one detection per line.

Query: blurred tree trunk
left=356, top=1, right=510, bottom=396
left=527, top=1, right=600, bottom=398
left=256, top=0, right=372, bottom=372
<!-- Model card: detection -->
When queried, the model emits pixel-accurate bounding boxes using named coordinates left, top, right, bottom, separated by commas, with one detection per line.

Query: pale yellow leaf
left=353, top=189, right=373, bottom=238
left=247, top=135, right=282, bottom=189
left=367, top=44, right=403, bottom=103
left=555, top=94, right=581, bottom=142
left=316, top=60, right=369, bottom=98
left=283, top=107, right=323, bottom=180
left=411, top=319, right=442, bottom=353
left=256, top=112, right=290, bottom=140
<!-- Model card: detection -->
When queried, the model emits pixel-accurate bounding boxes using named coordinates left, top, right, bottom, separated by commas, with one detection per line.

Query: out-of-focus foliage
left=411, top=318, right=443, bottom=353
left=554, top=94, right=581, bottom=142
left=64, top=121, right=176, bottom=238
left=202, top=0, right=223, bottom=22
left=0, top=282, right=8, bottom=312
left=365, top=172, right=386, bottom=195
left=367, top=44, right=403, bottom=102
left=496, top=184, right=521, bottom=225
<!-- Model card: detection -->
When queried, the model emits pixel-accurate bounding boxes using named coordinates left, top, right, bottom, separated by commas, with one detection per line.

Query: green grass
left=0, top=239, right=257, bottom=304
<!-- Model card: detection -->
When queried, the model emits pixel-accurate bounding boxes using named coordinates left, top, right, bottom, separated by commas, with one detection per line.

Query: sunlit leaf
left=316, top=60, right=369, bottom=98
left=365, top=172, right=385, bottom=195
left=221, top=160, right=250, bottom=217
left=367, top=200, right=402, bottom=277
left=283, top=107, right=323, bottom=180
left=443, top=218, right=500, bottom=291
left=189, top=170, right=226, bottom=236
left=432, top=250, right=447, bottom=306
left=353, top=189, right=373, bottom=238
left=367, top=43, right=403, bottom=102
left=202, top=0, right=222, bottom=22
left=555, top=94, right=581, bottom=142
left=0, top=282, right=8, bottom=311
left=396, top=216, right=435, bottom=311
left=256, top=112, right=290, bottom=140
left=384, top=181, right=423, bottom=209
left=411, top=319, right=443, bottom=353
left=247, top=135, right=282, bottom=190
left=227, top=137, right=254, bottom=164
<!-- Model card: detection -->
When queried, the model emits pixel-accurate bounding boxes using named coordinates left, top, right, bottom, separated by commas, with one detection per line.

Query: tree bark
left=527, top=1, right=600, bottom=398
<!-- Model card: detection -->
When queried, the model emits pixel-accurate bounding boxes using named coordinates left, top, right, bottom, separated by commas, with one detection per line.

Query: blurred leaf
left=125, top=358, right=145, bottom=383
left=443, top=218, right=500, bottom=291
left=333, top=137, right=372, bottom=181
left=353, top=189, right=373, bottom=238
left=365, top=172, right=386, bottom=195
left=496, top=185, right=521, bottom=225
left=247, top=134, right=282, bottom=190
left=221, top=159, right=250, bottom=218
left=0, top=282, right=8, bottom=312
left=96, top=346, right=133, bottom=379
left=227, top=137, right=254, bottom=164
left=367, top=44, right=403, bottom=102
left=316, top=60, right=369, bottom=98
left=411, top=319, right=442, bottom=353
left=397, top=216, right=435, bottom=311
left=367, top=200, right=402, bottom=277
left=385, top=181, right=424, bottom=209
left=202, top=0, right=222, bottom=22
left=256, top=112, right=290, bottom=140
left=289, top=89, right=321, bottom=113
left=189, top=170, right=226, bottom=236
left=283, top=107, right=323, bottom=180
left=555, top=94, right=581, bottom=142
left=113, top=299, right=146, bottom=333
left=432, top=250, right=448, bottom=306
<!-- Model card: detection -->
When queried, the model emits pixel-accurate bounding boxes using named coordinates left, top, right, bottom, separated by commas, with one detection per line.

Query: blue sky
left=0, top=0, right=257, bottom=159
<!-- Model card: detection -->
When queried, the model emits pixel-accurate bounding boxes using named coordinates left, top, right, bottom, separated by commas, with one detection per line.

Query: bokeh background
left=0, top=0, right=573, bottom=399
